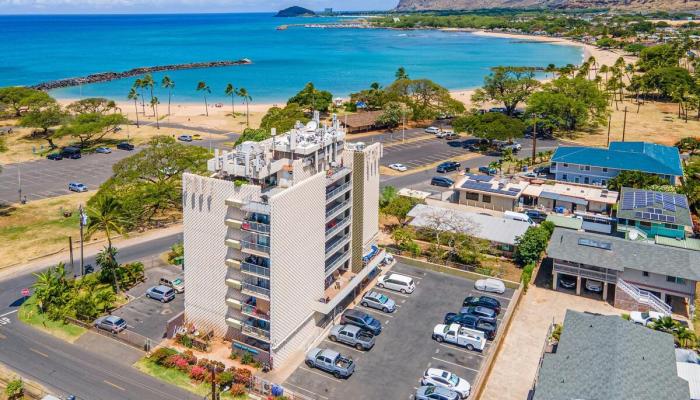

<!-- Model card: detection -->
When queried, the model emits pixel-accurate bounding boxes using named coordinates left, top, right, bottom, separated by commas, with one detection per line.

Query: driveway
left=283, top=262, right=516, bottom=400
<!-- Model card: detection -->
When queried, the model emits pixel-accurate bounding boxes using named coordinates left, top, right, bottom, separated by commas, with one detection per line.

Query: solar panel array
left=621, top=189, right=688, bottom=224
left=465, top=174, right=493, bottom=182
left=461, top=180, right=522, bottom=197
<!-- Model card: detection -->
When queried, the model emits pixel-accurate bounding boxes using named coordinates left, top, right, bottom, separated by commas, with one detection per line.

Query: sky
left=0, top=0, right=397, bottom=14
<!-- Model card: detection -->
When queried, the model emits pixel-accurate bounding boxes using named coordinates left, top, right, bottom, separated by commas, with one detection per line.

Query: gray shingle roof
left=533, top=310, right=690, bottom=400
left=546, top=228, right=700, bottom=281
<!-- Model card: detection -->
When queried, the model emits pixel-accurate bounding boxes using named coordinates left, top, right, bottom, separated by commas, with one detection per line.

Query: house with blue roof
left=551, top=141, right=683, bottom=186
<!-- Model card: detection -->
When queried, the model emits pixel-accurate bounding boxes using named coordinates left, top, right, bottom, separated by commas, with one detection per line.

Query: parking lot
left=108, top=259, right=184, bottom=344
left=283, top=262, right=516, bottom=400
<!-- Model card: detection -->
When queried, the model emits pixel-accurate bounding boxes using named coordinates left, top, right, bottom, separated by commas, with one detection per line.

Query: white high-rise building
left=182, top=113, right=384, bottom=369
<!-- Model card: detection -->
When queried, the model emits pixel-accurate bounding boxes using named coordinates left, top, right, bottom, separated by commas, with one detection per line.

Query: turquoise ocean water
left=0, top=13, right=583, bottom=103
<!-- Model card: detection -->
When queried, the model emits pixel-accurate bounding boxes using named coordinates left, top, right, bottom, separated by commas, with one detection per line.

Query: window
left=667, top=275, right=686, bottom=285
left=579, top=165, right=585, bottom=170
left=664, top=223, right=677, bottom=229
left=643, top=271, right=649, bottom=277
left=574, top=177, right=580, bottom=183
left=584, top=177, right=589, bottom=184
left=464, top=192, right=479, bottom=201
left=563, top=163, right=569, bottom=167
left=482, top=194, right=492, bottom=204
left=562, top=174, right=568, bottom=180
left=602, top=168, right=608, bottom=172
left=585, top=166, right=590, bottom=171
left=601, top=180, right=607, bottom=186
left=639, top=221, right=651, bottom=228
left=551, top=162, right=557, bottom=168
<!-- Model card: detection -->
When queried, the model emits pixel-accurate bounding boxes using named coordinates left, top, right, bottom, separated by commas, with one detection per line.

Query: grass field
left=17, top=295, right=86, bottom=343
left=0, top=191, right=101, bottom=269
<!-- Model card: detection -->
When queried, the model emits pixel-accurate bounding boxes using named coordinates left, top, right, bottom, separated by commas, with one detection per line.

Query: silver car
left=329, top=324, right=375, bottom=350
left=145, top=285, right=175, bottom=303
left=94, top=315, right=127, bottom=333
left=415, top=385, right=459, bottom=400
left=474, top=278, right=505, bottom=294
left=361, top=291, right=396, bottom=313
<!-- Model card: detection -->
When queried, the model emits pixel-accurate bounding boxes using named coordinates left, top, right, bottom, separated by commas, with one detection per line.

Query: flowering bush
left=230, top=384, right=246, bottom=396
left=181, top=350, right=197, bottom=365
left=196, top=358, right=211, bottom=368
left=174, top=357, right=190, bottom=372
left=150, top=347, right=178, bottom=365
left=210, top=360, right=226, bottom=373
left=233, top=368, right=253, bottom=385
left=162, top=354, right=180, bottom=368
left=217, top=370, right=234, bottom=387
left=189, top=365, right=207, bottom=381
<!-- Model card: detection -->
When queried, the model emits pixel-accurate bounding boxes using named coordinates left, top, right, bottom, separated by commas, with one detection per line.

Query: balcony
left=326, top=181, right=352, bottom=202
left=226, top=278, right=242, bottom=290
left=241, top=261, right=270, bottom=278
left=241, top=201, right=270, bottom=215
left=225, top=198, right=245, bottom=208
left=226, top=317, right=243, bottom=329
left=325, top=234, right=351, bottom=258
left=225, top=218, right=242, bottom=229
left=226, top=297, right=242, bottom=310
left=241, top=220, right=270, bottom=235
left=326, top=166, right=351, bottom=185
left=241, top=303, right=271, bottom=322
left=241, top=323, right=271, bottom=342
left=325, top=249, right=351, bottom=276
left=326, top=216, right=351, bottom=238
left=241, top=239, right=270, bottom=256
left=241, top=282, right=271, bottom=300
left=226, top=259, right=241, bottom=269
left=225, top=239, right=241, bottom=250
left=326, top=198, right=352, bottom=222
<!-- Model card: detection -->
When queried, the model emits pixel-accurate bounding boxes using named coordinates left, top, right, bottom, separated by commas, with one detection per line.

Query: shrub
left=179, top=334, right=193, bottom=348
left=230, top=383, right=247, bottom=396
left=189, top=365, right=207, bottom=381
left=229, top=351, right=239, bottom=360
left=5, top=379, right=23, bottom=399
left=151, top=347, right=178, bottom=365
left=514, top=224, right=554, bottom=266
left=210, top=360, right=226, bottom=373
left=162, top=354, right=181, bottom=368
left=241, top=353, right=254, bottom=365
left=218, top=370, right=234, bottom=387
left=197, top=358, right=211, bottom=368
left=621, top=313, right=631, bottom=321
left=521, top=262, right=536, bottom=292
left=550, top=324, right=563, bottom=342
left=174, top=357, right=190, bottom=372
left=181, top=350, right=197, bottom=365
left=233, top=367, right=253, bottom=385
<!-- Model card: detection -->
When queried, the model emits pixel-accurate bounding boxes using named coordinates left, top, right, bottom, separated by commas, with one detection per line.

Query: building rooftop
left=618, top=187, right=693, bottom=227
left=552, top=141, right=683, bottom=177
left=340, top=110, right=384, bottom=129
left=407, top=203, right=530, bottom=246
left=533, top=310, right=689, bottom=400
left=545, top=214, right=583, bottom=230
left=546, top=228, right=700, bottom=281
left=456, top=174, right=529, bottom=198
left=522, top=182, right=618, bottom=205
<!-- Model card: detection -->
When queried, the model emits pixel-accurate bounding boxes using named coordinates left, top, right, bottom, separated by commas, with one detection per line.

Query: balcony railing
left=241, top=261, right=270, bottom=277
left=553, top=263, right=618, bottom=284
left=326, top=234, right=351, bottom=256
left=241, top=323, right=271, bottom=342
left=241, top=240, right=270, bottom=254
left=326, top=198, right=352, bottom=219
left=242, top=282, right=271, bottom=299
left=325, top=249, right=350, bottom=275
left=326, top=216, right=351, bottom=238
left=241, top=304, right=270, bottom=321
left=326, top=181, right=351, bottom=201
left=617, top=278, right=671, bottom=315
left=241, top=220, right=270, bottom=235
left=241, top=201, right=270, bottom=215
left=326, top=167, right=351, bottom=184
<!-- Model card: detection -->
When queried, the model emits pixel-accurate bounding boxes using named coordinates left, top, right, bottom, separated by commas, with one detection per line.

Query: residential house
left=454, top=174, right=528, bottom=212
left=617, top=187, right=693, bottom=240
left=521, top=181, right=618, bottom=214
left=551, top=141, right=683, bottom=186
left=546, top=228, right=700, bottom=315
left=340, top=110, right=386, bottom=133
left=532, top=310, right=690, bottom=400
left=182, top=114, right=384, bottom=370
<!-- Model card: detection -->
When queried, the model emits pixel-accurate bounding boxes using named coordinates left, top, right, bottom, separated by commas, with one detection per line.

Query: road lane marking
left=29, top=348, right=49, bottom=358
left=431, top=357, right=479, bottom=373
left=283, top=382, right=328, bottom=399
left=299, top=366, right=343, bottom=382
left=437, top=343, right=485, bottom=357
left=103, top=380, right=126, bottom=391
left=0, top=310, right=18, bottom=318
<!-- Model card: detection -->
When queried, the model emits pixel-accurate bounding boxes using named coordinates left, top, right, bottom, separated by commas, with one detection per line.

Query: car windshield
left=424, top=387, right=435, bottom=395
left=114, top=318, right=125, bottom=325
left=641, top=312, right=650, bottom=319
left=378, top=294, right=389, bottom=303
left=173, top=278, right=183, bottom=285
left=448, top=374, right=459, bottom=386
left=362, top=315, right=375, bottom=324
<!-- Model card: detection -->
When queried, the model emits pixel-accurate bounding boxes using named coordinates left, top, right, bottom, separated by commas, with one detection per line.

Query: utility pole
left=402, top=109, right=406, bottom=143
left=210, top=366, right=217, bottom=400
left=69, top=236, right=74, bottom=277
left=79, top=205, right=87, bottom=276
left=606, top=114, right=612, bottom=147
left=622, top=106, right=628, bottom=142
left=531, top=116, right=537, bottom=166
left=17, top=162, right=22, bottom=204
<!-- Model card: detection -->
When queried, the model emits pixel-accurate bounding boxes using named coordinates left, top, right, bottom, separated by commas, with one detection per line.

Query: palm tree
left=225, top=83, right=237, bottom=116
left=161, top=76, right=175, bottom=116
left=32, top=268, right=56, bottom=312
left=86, top=195, right=127, bottom=293
left=196, top=81, right=211, bottom=116
left=237, top=87, right=252, bottom=127
left=134, top=78, right=146, bottom=115
left=151, top=96, right=160, bottom=129
left=675, top=325, right=696, bottom=348
left=651, top=316, right=677, bottom=334
left=127, top=87, right=140, bottom=128
left=143, top=74, right=155, bottom=116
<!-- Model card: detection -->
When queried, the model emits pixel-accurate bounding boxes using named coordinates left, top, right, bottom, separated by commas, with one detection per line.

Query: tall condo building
left=182, top=113, right=384, bottom=369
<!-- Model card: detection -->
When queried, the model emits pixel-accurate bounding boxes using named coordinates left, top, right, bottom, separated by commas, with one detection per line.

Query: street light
left=79, top=205, right=88, bottom=276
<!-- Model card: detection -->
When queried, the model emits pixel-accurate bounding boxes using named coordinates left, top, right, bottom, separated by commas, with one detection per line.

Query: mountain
left=395, top=0, right=700, bottom=11
left=275, top=6, right=316, bottom=17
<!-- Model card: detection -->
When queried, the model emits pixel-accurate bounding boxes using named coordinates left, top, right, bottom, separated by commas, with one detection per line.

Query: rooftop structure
left=532, top=310, right=690, bottom=400
left=521, top=181, right=617, bottom=214
left=454, top=174, right=529, bottom=212
left=617, top=187, right=693, bottom=240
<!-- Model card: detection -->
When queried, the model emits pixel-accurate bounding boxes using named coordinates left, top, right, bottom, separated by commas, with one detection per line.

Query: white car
left=420, top=368, right=471, bottom=399
left=474, top=278, right=505, bottom=294
left=389, top=163, right=408, bottom=172
left=377, top=273, right=415, bottom=294
left=630, top=311, right=664, bottom=326
left=425, top=126, right=441, bottom=134
left=436, top=130, right=454, bottom=139
left=584, top=279, right=603, bottom=293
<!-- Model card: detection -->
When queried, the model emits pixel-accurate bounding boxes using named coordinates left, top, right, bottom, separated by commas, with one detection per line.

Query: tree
left=380, top=186, right=398, bottom=208
left=376, top=101, right=409, bottom=129
left=472, top=67, right=540, bottom=116
left=637, top=44, right=681, bottom=71
left=607, top=171, right=668, bottom=191
left=526, top=76, right=609, bottom=133
left=0, top=87, right=53, bottom=117
left=134, top=78, right=146, bottom=115
left=66, top=97, right=117, bottom=115
left=142, top=74, right=156, bottom=116
left=259, top=103, right=308, bottom=133
left=513, top=223, right=554, bottom=266
left=452, top=112, right=525, bottom=142
left=287, top=82, right=332, bottom=113
left=395, top=67, right=409, bottom=81
left=87, top=195, right=127, bottom=292
left=384, top=78, right=464, bottom=121
left=127, top=87, right=140, bottom=128
left=151, top=96, right=160, bottom=129
left=381, top=196, right=417, bottom=225
left=161, top=75, right=175, bottom=116
left=639, top=67, right=694, bottom=99
left=95, top=246, right=121, bottom=293
left=56, top=111, right=127, bottom=147
left=225, top=83, right=237, bottom=116
left=196, top=81, right=211, bottom=116
left=237, top=87, right=252, bottom=127
left=18, top=103, right=66, bottom=149
left=234, top=128, right=269, bottom=146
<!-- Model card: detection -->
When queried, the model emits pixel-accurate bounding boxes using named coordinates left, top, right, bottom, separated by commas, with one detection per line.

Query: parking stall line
left=431, top=357, right=479, bottom=373
left=299, top=366, right=343, bottom=383
left=356, top=305, right=395, bottom=317
left=323, top=339, right=365, bottom=353
left=389, top=271, right=424, bottom=280
left=437, top=343, right=485, bottom=358
left=283, top=383, right=328, bottom=400
left=373, top=287, right=411, bottom=298
left=480, top=293, right=513, bottom=301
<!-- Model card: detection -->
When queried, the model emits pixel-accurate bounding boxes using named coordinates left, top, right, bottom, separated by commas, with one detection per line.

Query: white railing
left=617, top=225, right=648, bottom=240
left=616, top=278, right=671, bottom=315
left=326, top=217, right=351, bottom=238
left=326, top=181, right=351, bottom=201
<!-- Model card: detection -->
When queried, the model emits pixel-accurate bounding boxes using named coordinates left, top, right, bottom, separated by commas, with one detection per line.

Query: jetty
left=32, top=59, right=252, bottom=91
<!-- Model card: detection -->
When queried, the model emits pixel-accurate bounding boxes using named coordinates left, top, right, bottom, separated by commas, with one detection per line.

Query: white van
left=377, top=273, right=415, bottom=294
left=504, top=211, right=535, bottom=226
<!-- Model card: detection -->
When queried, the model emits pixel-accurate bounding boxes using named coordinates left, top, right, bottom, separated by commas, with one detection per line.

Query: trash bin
left=271, top=385, right=284, bottom=397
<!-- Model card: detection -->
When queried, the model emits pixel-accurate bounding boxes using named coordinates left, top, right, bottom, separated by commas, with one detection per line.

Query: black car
left=443, top=313, right=496, bottom=340
left=340, top=309, right=382, bottom=336
left=117, top=142, right=135, bottom=151
left=431, top=176, right=454, bottom=187
left=559, top=275, right=577, bottom=290
left=525, top=210, right=547, bottom=223
left=46, top=152, right=63, bottom=160
left=436, top=161, right=460, bottom=173
left=534, top=165, right=550, bottom=175
left=463, top=296, right=501, bottom=314
left=60, top=146, right=81, bottom=159
left=458, top=306, right=498, bottom=325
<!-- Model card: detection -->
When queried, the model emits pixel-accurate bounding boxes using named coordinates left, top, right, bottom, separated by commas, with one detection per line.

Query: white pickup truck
left=432, top=323, right=486, bottom=351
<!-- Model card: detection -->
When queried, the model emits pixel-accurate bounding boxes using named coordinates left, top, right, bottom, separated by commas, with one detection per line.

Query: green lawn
left=18, top=295, right=86, bottom=343
left=133, top=358, right=246, bottom=399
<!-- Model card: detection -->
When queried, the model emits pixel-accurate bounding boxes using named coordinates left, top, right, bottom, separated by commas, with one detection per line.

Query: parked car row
left=558, top=275, right=603, bottom=294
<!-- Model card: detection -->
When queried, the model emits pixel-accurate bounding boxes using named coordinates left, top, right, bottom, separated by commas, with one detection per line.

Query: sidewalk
left=0, top=224, right=183, bottom=281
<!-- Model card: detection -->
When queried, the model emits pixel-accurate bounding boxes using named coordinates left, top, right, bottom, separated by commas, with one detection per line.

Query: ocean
left=0, top=13, right=583, bottom=103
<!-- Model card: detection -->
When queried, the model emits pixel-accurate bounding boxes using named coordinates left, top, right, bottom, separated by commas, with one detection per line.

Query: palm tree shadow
left=0, top=202, right=17, bottom=217
left=9, top=297, right=28, bottom=308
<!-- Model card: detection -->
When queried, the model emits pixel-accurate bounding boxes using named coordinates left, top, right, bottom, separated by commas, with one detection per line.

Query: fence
left=68, top=317, right=152, bottom=351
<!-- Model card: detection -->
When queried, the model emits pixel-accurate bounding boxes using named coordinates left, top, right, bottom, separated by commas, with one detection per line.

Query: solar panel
left=650, top=214, right=659, bottom=221
left=663, top=203, right=675, bottom=212
left=667, top=216, right=676, bottom=223
left=635, top=211, right=642, bottom=218
left=643, top=213, right=651, bottom=219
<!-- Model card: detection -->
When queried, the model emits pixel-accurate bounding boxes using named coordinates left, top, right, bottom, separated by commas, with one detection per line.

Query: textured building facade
left=183, top=114, right=384, bottom=369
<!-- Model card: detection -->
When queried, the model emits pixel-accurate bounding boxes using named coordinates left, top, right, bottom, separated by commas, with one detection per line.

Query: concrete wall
left=182, top=173, right=261, bottom=337
left=269, top=172, right=326, bottom=358
left=349, top=142, right=381, bottom=272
